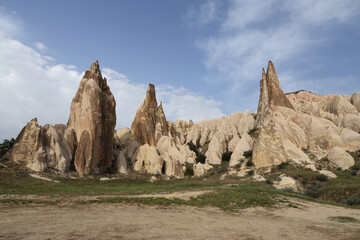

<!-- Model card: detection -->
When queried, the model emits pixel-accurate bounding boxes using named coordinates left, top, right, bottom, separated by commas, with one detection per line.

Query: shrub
left=304, top=183, right=322, bottom=198
left=0, top=138, right=15, bottom=158
left=221, top=151, right=232, bottom=162
left=341, top=195, right=360, bottom=206
left=246, top=159, right=254, bottom=167
left=247, top=127, right=257, bottom=135
left=336, top=167, right=342, bottom=171
left=187, top=141, right=198, bottom=155
left=351, top=170, right=357, bottom=176
left=196, top=153, right=206, bottom=164
left=243, top=150, right=253, bottom=158
left=351, top=165, right=360, bottom=171
left=247, top=170, right=254, bottom=176
left=187, top=141, right=207, bottom=164
left=184, top=164, right=194, bottom=176
left=282, top=187, right=295, bottom=193
left=301, top=177, right=308, bottom=185
left=277, top=162, right=288, bottom=169
left=316, top=174, right=328, bottom=182
left=266, top=179, right=273, bottom=185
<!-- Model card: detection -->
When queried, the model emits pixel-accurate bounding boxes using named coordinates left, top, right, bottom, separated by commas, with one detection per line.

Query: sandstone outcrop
left=68, top=61, right=116, bottom=175
left=326, top=147, right=354, bottom=170
left=131, top=84, right=169, bottom=146
left=186, top=110, right=255, bottom=165
left=7, top=118, right=75, bottom=172
left=255, top=61, right=294, bottom=128
left=253, top=61, right=360, bottom=169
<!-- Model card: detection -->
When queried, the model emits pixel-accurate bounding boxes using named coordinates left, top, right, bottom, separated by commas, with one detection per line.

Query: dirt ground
left=0, top=199, right=360, bottom=240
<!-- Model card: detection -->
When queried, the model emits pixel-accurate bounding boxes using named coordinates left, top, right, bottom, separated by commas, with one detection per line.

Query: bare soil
left=0, top=199, right=359, bottom=240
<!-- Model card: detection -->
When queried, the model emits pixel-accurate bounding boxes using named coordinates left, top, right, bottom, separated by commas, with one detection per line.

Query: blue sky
left=0, top=0, right=359, bottom=140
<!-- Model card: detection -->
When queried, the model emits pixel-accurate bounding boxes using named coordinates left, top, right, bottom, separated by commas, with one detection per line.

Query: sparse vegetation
left=341, top=195, right=360, bottom=206
left=247, top=170, right=254, bottom=176
left=0, top=138, right=15, bottom=157
left=187, top=141, right=207, bottom=164
left=304, top=183, right=322, bottom=198
left=243, top=150, right=253, bottom=159
left=184, top=164, right=194, bottom=176
left=246, top=159, right=254, bottom=167
left=328, top=216, right=360, bottom=223
left=316, top=174, right=328, bottom=182
left=221, top=151, right=232, bottom=162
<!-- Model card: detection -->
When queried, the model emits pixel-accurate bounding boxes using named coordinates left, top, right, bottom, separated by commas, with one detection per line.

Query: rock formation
left=6, top=118, right=75, bottom=172
left=255, top=61, right=294, bottom=128
left=252, top=61, right=360, bottom=169
left=68, top=61, right=116, bottom=175
left=131, top=84, right=169, bottom=146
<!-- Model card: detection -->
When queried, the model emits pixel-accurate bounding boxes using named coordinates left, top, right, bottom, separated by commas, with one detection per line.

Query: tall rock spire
left=255, top=61, right=294, bottom=127
left=131, top=84, right=169, bottom=146
left=68, top=60, right=116, bottom=175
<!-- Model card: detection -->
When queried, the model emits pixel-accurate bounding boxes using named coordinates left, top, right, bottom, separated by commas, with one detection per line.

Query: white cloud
left=35, top=42, right=47, bottom=52
left=102, top=69, right=224, bottom=128
left=0, top=16, right=224, bottom=139
left=191, top=0, right=360, bottom=112
left=185, top=0, right=220, bottom=27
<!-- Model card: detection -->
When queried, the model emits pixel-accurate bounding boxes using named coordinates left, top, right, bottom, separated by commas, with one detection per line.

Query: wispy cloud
left=185, top=0, right=220, bottom=27
left=35, top=42, right=47, bottom=52
left=188, top=0, right=360, bottom=112
left=0, top=10, right=224, bottom=139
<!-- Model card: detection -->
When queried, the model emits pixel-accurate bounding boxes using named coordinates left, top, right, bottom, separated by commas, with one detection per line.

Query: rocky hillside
left=3, top=60, right=360, bottom=180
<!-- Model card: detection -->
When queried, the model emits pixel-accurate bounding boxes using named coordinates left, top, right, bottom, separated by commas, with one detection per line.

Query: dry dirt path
left=0, top=200, right=360, bottom=240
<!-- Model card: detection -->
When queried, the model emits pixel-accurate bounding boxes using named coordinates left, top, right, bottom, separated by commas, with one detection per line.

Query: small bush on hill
left=243, top=150, right=253, bottom=158
left=221, top=151, right=232, bottom=162
left=304, top=183, right=322, bottom=198
left=0, top=138, right=15, bottom=158
left=196, top=153, right=206, bottom=164
left=247, top=170, right=254, bottom=176
left=246, top=159, right=254, bottom=167
left=277, top=162, right=288, bottom=169
left=316, top=174, right=328, bottom=182
left=342, top=195, right=360, bottom=206
left=184, top=164, right=194, bottom=176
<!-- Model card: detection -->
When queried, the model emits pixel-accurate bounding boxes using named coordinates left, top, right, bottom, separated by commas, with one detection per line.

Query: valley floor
left=1, top=199, right=359, bottom=240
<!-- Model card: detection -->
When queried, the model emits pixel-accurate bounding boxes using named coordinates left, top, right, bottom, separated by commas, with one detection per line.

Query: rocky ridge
left=4, top=60, right=360, bottom=180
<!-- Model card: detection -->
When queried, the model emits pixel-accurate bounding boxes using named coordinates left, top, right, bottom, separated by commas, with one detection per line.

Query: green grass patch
left=328, top=216, right=360, bottom=223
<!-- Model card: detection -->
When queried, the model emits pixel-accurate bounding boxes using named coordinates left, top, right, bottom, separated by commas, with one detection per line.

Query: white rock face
left=116, top=151, right=128, bottom=174
left=274, top=174, right=298, bottom=191
left=186, top=111, right=255, bottom=165
left=193, top=163, right=213, bottom=177
left=133, top=144, right=163, bottom=175
left=7, top=118, right=75, bottom=173
left=157, top=136, right=185, bottom=179
left=327, top=147, right=354, bottom=170
left=351, top=92, right=360, bottom=112
left=229, top=133, right=253, bottom=167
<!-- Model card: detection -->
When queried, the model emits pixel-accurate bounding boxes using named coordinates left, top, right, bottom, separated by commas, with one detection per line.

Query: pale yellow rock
left=116, top=151, right=128, bottom=174
left=327, top=147, right=354, bottom=170
left=341, top=114, right=360, bottom=133
left=133, top=144, right=163, bottom=175
left=328, top=95, right=358, bottom=116
left=7, top=118, right=74, bottom=173
left=229, top=133, right=253, bottom=167
left=157, top=136, right=185, bottom=179
left=318, top=170, right=337, bottom=179
left=351, top=92, right=360, bottom=112
left=274, top=174, right=298, bottom=191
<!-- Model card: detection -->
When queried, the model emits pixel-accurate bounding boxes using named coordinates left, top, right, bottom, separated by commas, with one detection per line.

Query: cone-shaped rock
left=68, top=61, right=116, bottom=175
left=131, top=84, right=169, bottom=146
left=6, top=118, right=76, bottom=172
left=255, top=61, right=294, bottom=127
